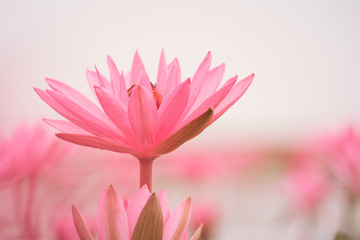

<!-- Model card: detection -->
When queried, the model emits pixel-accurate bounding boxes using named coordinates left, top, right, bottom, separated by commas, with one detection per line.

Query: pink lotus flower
left=72, top=185, right=203, bottom=240
left=284, top=152, right=330, bottom=212
left=34, top=50, right=253, bottom=189
left=321, top=126, right=360, bottom=195
left=0, top=122, right=72, bottom=239
left=0, top=122, right=68, bottom=189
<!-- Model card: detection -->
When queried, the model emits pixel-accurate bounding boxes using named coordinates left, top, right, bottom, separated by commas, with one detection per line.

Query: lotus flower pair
left=73, top=185, right=202, bottom=240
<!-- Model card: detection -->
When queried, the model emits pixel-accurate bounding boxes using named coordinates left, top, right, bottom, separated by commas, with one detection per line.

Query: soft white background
left=1, top=0, right=359, bottom=145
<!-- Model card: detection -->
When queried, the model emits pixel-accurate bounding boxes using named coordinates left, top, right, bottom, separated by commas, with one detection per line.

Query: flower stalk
left=139, top=158, right=154, bottom=191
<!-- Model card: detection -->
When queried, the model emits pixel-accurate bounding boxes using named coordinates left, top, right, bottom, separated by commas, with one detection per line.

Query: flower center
left=127, top=83, right=163, bottom=109
left=151, top=83, right=163, bottom=109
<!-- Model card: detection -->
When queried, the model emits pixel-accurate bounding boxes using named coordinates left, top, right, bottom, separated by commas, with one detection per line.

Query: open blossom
left=34, top=50, right=253, bottom=161
left=72, top=185, right=202, bottom=240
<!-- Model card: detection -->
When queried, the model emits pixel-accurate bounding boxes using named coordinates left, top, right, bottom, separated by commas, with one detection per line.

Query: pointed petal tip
left=245, top=73, right=255, bottom=83
left=45, top=77, right=56, bottom=84
left=205, top=51, right=212, bottom=59
left=208, top=107, right=214, bottom=114
left=93, top=85, right=102, bottom=93
left=43, top=118, right=52, bottom=125
left=139, top=184, right=150, bottom=193
left=191, top=224, right=203, bottom=240
left=55, top=132, right=62, bottom=138
left=33, top=87, right=41, bottom=93
left=94, top=65, right=99, bottom=72
left=71, top=204, right=78, bottom=212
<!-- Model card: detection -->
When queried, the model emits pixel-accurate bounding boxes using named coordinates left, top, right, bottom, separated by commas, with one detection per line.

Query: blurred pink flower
left=158, top=151, right=230, bottom=182
left=190, top=200, right=221, bottom=240
left=0, top=122, right=72, bottom=239
left=34, top=50, right=253, bottom=161
left=321, top=126, right=360, bottom=195
left=0, top=122, right=68, bottom=189
left=284, top=152, right=330, bottom=212
left=73, top=185, right=203, bottom=240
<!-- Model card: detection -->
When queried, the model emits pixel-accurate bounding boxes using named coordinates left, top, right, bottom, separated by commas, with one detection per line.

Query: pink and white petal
left=157, top=189, right=170, bottom=225
left=56, top=133, right=135, bottom=154
left=156, top=49, right=168, bottom=96
left=130, top=50, right=146, bottom=86
left=107, top=55, right=121, bottom=96
left=72, top=205, right=94, bottom=240
left=86, top=70, right=112, bottom=97
left=211, top=74, right=254, bottom=124
left=188, top=52, right=212, bottom=105
left=47, top=78, right=119, bottom=135
left=34, top=88, right=79, bottom=121
left=164, top=58, right=181, bottom=96
left=38, top=88, right=121, bottom=140
left=194, top=63, right=225, bottom=105
left=43, top=119, right=89, bottom=134
left=163, top=197, right=191, bottom=240
left=107, top=55, right=128, bottom=103
left=106, top=56, right=128, bottom=104
left=182, top=76, right=237, bottom=127
left=125, top=71, right=131, bottom=88
left=97, top=185, right=129, bottom=240
left=95, top=66, right=107, bottom=88
left=94, top=86, right=134, bottom=145
left=120, top=72, right=129, bottom=104
left=46, top=77, right=113, bottom=123
left=151, top=108, right=213, bottom=157
left=140, top=73, right=153, bottom=92
left=126, top=185, right=152, bottom=238
left=157, top=80, right=190, bottom=143
left=48, top=90, right=123, bottom=140
left=128, top=86, right=158, bottom=151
